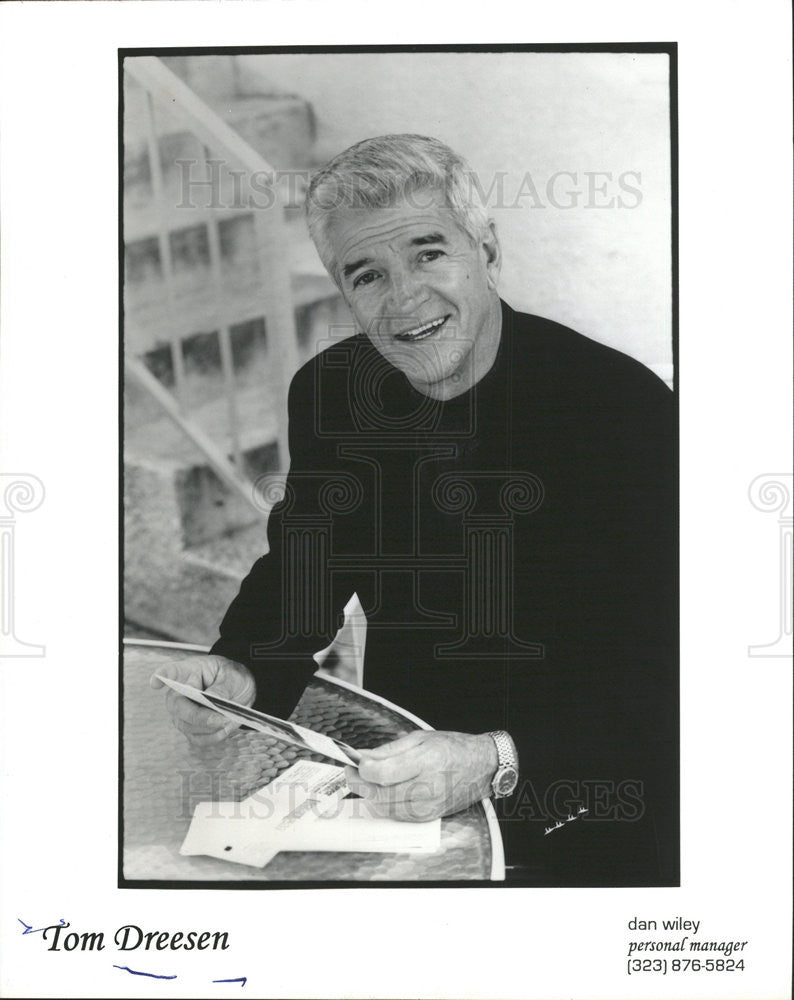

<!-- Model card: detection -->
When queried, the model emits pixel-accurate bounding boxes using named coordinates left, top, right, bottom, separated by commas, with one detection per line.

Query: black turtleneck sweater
left=212, top=299, right=678, bottom=886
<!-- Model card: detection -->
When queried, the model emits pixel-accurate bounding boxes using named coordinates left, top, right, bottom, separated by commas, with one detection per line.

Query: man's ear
left=482, top=221, right=501, bottom=289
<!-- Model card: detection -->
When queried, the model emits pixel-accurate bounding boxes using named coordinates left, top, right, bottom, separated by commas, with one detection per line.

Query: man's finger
left=206, top=677, right=255, bottom=707
left=366, top=796, right=443, bottom=823
left=164, top=690, right=225, bottom=733
left=363, top=731, right=428, bottom=759
left=351, top=773, right=435, bottom=803
left=357, top=742, right=432, bottom=785
left=349, top=777, right=442, bottom=823
left=149, top=661, right=203, bottom=691
left=150, top=665, right=189, bottom=690
left=174, top=718, right=235, bottom=746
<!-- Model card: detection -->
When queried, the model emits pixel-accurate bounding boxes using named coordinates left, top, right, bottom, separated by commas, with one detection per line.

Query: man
left=153, top=134, right=678, bottom=885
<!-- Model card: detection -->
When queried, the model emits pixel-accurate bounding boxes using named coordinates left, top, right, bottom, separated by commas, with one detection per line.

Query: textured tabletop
left=123, top=643, right=502, bottom=882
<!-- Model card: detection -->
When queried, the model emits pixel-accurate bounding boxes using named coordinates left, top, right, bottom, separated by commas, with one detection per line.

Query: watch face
left=495, top=766, right=518, bottom=796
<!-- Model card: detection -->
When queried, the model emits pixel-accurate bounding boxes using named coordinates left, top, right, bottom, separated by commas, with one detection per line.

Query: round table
left=123, top=641, right=504, bottom=882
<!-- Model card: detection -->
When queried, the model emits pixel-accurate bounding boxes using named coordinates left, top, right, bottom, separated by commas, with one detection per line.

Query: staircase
left=123, top=55, right=351, bottom=644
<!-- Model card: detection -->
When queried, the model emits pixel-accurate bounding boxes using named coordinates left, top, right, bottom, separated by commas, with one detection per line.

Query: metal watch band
left=488, top=730, right=518, bottom=770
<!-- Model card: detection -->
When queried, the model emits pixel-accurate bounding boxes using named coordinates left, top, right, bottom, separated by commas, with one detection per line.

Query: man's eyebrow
left=411, top=232, right=448, bottom=247
left=341, top=257, right=373, bottom=279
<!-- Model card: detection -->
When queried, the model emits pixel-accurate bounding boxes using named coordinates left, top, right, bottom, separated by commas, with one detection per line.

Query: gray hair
left=305, top=134, right=490, bottom=281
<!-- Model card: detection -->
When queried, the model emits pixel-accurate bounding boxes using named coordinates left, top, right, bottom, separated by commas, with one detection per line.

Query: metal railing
left=123, top=56, right=303, bottom=512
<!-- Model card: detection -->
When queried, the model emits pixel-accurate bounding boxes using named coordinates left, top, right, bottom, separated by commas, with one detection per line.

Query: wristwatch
left=488, top=730, right=519, bottom=798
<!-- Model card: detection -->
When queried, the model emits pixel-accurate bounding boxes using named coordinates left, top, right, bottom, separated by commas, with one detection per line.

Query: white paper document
left=181, top=761, right=351, bottom=867
left=279, top=797, right=441, bottom=854
left=180, top=761, right=441, bottom=867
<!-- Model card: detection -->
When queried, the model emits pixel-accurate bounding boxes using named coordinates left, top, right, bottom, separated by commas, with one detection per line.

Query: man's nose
left=385, top=264, right=424, bottom=312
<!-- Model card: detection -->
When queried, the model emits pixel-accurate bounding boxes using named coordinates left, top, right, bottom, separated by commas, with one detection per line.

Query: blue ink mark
left=113, top=965, right=177, bottom=980
left=19, top=918, right=67, bottom=935
left=213, top=977, right=247, bottom=986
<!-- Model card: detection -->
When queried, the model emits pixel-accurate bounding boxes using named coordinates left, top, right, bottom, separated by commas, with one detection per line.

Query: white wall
left=241, top=51, right=673, bottom=383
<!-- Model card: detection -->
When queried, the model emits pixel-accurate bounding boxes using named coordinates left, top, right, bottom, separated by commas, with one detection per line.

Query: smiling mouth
left=393, top=315, right=450, bottom=342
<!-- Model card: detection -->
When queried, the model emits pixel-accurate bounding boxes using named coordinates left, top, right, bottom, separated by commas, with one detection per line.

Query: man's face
left=327, top=189, right=502, bottom=400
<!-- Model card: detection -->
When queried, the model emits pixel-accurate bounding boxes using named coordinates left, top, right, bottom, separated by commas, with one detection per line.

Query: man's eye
left=419, top=249, right=445, bottom=263
left=353, top=271, right=379, bottom=288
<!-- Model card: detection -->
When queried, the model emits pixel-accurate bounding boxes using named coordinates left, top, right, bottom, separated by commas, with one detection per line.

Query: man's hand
left=150, top=655, right=256, bottom=746
left=345, top=730, right=498, bottom=822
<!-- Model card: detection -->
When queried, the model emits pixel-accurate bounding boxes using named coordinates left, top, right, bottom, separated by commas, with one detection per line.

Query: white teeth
left=395, top=316, right=447, bottom=341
